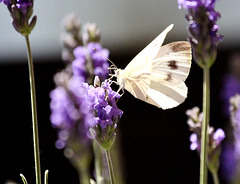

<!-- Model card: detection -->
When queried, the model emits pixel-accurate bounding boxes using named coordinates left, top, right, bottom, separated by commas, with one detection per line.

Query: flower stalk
left=200, top=66, right=210, bottom=184
left=25, top=35, right=41, bottom=184
left=212, top=171, right=220, bottom=184
left=178, top=1, right=223, bottom=183
left=105, top=149, right=116, bottom=184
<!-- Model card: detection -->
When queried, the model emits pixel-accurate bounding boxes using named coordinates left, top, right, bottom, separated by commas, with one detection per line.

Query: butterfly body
left=113, top=24, right=192, bottom=109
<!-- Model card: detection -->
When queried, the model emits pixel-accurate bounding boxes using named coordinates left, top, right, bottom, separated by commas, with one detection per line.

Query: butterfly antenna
left=93, top=48, right=117, bottom=69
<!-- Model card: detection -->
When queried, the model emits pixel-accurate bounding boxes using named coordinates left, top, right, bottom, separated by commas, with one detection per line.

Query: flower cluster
left=61, top=13, right=83, bottom=63
left=83, top=79, right=123, bottom=150
left=230, top=94, right=240, bottom=158
left=221, top=94, right=240, bottom=182
left=50, top=71, right=94, bottom=149
left=186, top=107, right=225, bottom=151
left=61, top=14, right=109, bottom=84
left=72, top=42, right=109, bottom=83
left=50, top=75, right=122, bottom=151
left=186, top=107, right=225, bottom=172
left=0, top=0, right=37, bottom=36
left=178, top=0, right=223, bottom=68
left=221, top=53, right=240, bottom=116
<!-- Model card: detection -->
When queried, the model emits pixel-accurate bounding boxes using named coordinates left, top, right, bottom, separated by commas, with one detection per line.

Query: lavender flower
left=189, top=127, right=225, bottom=152
left=50, top=70, right=96, bottom=184
left=178, top=0, right=222, bottom=68
left=83, top=23, right=101, bottom=45
left=0, top=0, right=10, bottom=6
left=84, top=78, right=123, bottom=150
left=61, top=15, right=102, bottom=64
left=72, top=42, right=110, bottom=82
left=220, top=94, right=240, bottom=182
left=186, top=107, right=225, bottom=172
left=61, top=15, right=110, bottom=84
left=230, top=94, right=240, bottom=158
left=61, top=13, right=82, bottom=62
left=221, top=53, right=240, bottom=116
left=0, top=0, right=37, bottom=35
left=50, top=71, right=94, bottom=149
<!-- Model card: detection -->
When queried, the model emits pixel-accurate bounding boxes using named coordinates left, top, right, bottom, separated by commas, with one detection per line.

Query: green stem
left=93, top=141, right=104, bottom=184
left=105, top=149, right=116, bottom=184
left=200, top=66, right=210, bottom=184
left=78, top=169, right=90, bottom=184
left=212, top=171, right=220, bottom=184
left=20, top=174, right=29, bottom=184
left=44, top=170, right=49, bottom=184
left=25, top=35, right=41, bottom=184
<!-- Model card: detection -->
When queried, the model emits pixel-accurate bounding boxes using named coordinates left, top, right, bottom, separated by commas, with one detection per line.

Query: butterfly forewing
left=145, top=41, right=192, bottom=109
left=124, top=24, right=174, bottom=72
left=152, top=41, right=192, bottom=82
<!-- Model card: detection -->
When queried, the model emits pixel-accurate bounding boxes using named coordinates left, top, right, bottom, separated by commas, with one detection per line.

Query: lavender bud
left=1, top=0, right=37, bottom=36
left=178, top=0, right=223, bottom=68
left=83, top=23, right=101, bottom=45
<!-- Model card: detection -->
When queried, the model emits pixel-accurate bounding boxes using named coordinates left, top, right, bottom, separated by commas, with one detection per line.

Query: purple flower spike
left=178, top=0, right=222, bottom=68
left=72, top=42, right=109, bottom=82
left=1, top=0, right=36, bottom=35
left=186, top=106, right=225, bottom=173
left=83, top=78, right=123, bottom=150
left=50, top=72, right=94, bottom=150
left=16, top=0, right=33, bottom=14
left=0, top=0, right=10, bottom=6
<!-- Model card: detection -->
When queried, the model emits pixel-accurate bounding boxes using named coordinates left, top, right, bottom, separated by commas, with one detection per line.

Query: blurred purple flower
left=221, top=74, right=240, bottom=116
left=213, top=128, right=225, bottom=146
left=186, top=106, right=225, bottom=172
left=189, top=128, right=225, bottom=152
left=186, top=106, right=202, bottom=135
left=72, top=42, right=109, bottom=82
left=50, top=74, right=123, bottom=151
left=230, top=94, right=240, bottom=157
left=178, top=0, right=222, bottom=68
left=50, top=75, right=94, bottom=149
left=0, top=0, right=10, bottom=6
left=190, top=133, right=198, bottom=150
left=221, top=144, right=238, bottom=181
left=221, top=94, right=240, bottom=182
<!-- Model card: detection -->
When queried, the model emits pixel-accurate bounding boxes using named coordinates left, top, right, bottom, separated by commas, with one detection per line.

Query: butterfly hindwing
left=145, top=41, right=192, bottom=109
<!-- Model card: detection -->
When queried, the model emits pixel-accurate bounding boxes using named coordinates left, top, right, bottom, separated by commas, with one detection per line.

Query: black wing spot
left=168, top=60, right=178, bottom=70
left=165, top=73, right=172, bottom=81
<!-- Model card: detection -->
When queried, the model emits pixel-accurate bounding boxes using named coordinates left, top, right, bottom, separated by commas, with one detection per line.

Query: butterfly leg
left=111, top=85, right=125, bottom=101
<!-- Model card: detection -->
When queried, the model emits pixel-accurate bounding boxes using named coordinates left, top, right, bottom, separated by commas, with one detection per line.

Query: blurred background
left=1, top=0, right=240, bottom=184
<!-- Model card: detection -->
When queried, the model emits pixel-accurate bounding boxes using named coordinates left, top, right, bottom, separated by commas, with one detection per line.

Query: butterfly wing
left=119, top=25, right=192, bottom=109
left=119, top=24, right=174, bottom=101
left=124, top=24, right=174, bottom=71
left=145, top=41, right=192, bottom=109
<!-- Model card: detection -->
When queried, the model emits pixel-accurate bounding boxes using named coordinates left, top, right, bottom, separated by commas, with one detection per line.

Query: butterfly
left=111, top=24, right=192, bottom=109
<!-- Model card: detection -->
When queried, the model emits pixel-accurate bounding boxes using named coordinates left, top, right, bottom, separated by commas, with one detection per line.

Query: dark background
left=1, top=48, right=237, bottom=184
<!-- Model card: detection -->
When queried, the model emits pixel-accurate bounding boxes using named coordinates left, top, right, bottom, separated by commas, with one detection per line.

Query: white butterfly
left=112, top=24, right=192, bottom=109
